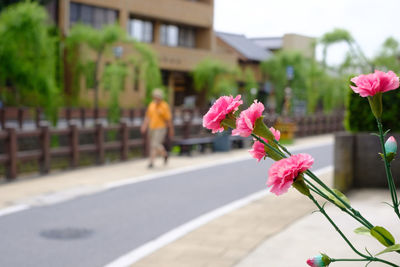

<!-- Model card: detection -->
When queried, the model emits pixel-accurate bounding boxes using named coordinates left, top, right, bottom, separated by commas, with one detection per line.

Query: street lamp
left=283, top=65, right=294, bottom=117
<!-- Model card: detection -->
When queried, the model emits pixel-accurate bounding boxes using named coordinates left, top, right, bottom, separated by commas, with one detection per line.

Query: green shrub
left=345, top=89, right=400, bottom=132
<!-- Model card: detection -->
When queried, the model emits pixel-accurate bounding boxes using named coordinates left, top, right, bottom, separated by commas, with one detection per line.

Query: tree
left=0, top=0, right=52, bottom=12
left=0, top=1, right=60, bottom=123
left=129, top=41, right=163, bottom=105
left=192, top=58, right=238, bottom=106
left=320, top=28, right=372, bottom=72
left=66, top=23, right=124, bottom=109
left=261, top=51, right=310, bottom=113
left=261, top=50, right=345, bottom=114
left=373, top=37, right=400, bottom=73
left=242, top=68, right=258, bottom=106
left=102, top=62, right=128, bottom=123
left=66, top=24, right=162, bottom=109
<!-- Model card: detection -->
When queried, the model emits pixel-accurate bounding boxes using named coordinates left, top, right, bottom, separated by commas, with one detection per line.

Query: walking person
left=141, top=89, right=174, bottom=168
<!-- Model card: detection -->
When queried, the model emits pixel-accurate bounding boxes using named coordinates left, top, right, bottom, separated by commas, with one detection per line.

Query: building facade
left=50, top=0, right=237, bottom=107
left=251, top=33, right=316, bottom=58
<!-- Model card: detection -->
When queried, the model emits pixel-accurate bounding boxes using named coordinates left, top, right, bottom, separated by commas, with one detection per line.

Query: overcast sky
left=214, top=0, right=400, bottom=65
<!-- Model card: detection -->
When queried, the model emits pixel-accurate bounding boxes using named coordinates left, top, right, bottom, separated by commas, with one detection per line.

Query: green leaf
left=376, top=244, right=400, bottom=256
left=371, top=226, right=395, bottom=247
left=354, top=227, right=371, bottom=236
left=321, top=188, right=350, bottom=209
left=383, top=129, right=391, bottom=136
left=365, top=247, right=373, bottom=257
left=382, top=201, right=394, bottom=208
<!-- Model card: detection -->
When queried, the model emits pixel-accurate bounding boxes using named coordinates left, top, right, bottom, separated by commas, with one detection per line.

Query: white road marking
left=0, top=204, right=29, bottom=217
left=104, top=166, right=333, bottom=267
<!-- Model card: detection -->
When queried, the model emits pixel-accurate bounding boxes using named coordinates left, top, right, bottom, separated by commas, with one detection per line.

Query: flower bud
left=385, top=136, right=397, bottom=162
left=292, top=174, right=310, bottom=196
left=306, top=254, right=331, bottom=267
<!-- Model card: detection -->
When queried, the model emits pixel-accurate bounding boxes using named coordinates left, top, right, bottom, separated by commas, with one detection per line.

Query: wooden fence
left=0, top=107, right=146, bottom=129
left=0, top=122, right=142, bottom=179
left=0, top=107, right=344, bottom=180
left=294, top=112, right=344, bottom=137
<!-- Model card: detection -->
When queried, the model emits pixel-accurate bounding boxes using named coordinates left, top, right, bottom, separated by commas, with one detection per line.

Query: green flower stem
left=305, top=169, right=374, bottom=229
left=275, top=140, right=292, bottom=156
left=253, top=132, right=375, bottom=228
left=331, top=258, right=398, bottom=266
left=308, top=194, right=369, bottom=258
left=331, top=258, right=368, bottom=262
left=251, top=127, right=394, bottom=248
left=304, top=178, right=371, bottom=228
left=376, top=119, right=400, bottom=220
left=308, top=194, right=398, bottom=267
left=251, top=133, right=287, bottom=158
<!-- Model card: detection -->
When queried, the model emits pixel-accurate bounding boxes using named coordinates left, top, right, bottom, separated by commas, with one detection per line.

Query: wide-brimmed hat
left=152, top=89, right=164, bottom=99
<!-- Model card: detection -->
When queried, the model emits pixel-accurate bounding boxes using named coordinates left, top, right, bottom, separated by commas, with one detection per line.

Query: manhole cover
left=40, top=227, right=93, bottom=240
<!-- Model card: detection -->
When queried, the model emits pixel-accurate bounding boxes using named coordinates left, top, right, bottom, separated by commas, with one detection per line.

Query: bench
left=229, top=135, right=247, bottom=149
left=174, top=136, right=214, bottom=156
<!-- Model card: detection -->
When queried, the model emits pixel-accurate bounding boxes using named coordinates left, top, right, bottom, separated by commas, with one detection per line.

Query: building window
left=69, top=2, right=118, bottom=29
left=160, top=24, right=178, bottom=47
left=179, top=27, right=195, bottom=48
left=160, top=24, right=195, bottom=48
left=129, top=18, right=153, bottom=43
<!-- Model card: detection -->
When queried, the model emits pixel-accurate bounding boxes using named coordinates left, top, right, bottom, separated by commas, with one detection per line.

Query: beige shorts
left=149, top=128, right=167, bottom=151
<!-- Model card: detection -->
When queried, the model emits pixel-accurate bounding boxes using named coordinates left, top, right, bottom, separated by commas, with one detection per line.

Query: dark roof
left=216, top=32, right=272, bottom=62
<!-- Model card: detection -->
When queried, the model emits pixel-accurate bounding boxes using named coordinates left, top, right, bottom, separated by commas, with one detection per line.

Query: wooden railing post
left=18, top=108, right=24, bottom=129
left=35, top=108, right=41, bottom=128
left=0, top=108, right=5, bottom=130
left=120, top=121, right=128, bottom=160
left=94, top=108, right=99, bottom=121
left=6, top=127, right=17, bottom=180
left=129, top=109, right=134, bottom=123
left=80, top=108, right=86, bottom=127
left=66, top=108, right=71, bottom=124
left=95, top=122, right=104, bottom=164
left=183, top=109, right=193, bottom=139
left=40, top=123, right=50, bottom=174
left=70, top=123, right=79, bottom=168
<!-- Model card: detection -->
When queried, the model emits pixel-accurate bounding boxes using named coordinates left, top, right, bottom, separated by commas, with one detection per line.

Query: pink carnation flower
left=350, top=70, right=399, bottom=97
left=267, top=153, right=314, bottom=196
left=232, top=100, right=264, bottom=137
left=249, top=127, right=281, bottom=161
left=202, top=95, right=242, bottom=133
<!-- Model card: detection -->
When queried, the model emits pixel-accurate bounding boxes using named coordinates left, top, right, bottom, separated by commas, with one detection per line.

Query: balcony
left=149, top=44, right=237, bottom=72
left=125, top=0, right=213, bottom=28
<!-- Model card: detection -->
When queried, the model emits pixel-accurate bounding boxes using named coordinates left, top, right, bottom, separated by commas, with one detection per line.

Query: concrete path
left=236, top=189, right=400, bottom=267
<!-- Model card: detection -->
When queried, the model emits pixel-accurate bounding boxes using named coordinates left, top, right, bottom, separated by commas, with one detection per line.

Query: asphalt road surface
left=0, top=142, right=333, bottom=267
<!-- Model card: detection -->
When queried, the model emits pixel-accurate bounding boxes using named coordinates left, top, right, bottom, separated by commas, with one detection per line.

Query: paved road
left=0, top=143, right=333, bottom=267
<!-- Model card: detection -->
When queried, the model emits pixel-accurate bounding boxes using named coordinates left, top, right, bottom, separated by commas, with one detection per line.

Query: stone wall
left=334, top=132, right=400, bottom=190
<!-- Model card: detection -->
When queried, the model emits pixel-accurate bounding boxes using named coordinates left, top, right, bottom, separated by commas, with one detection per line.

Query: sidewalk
left=235, top=189, right=399, bottom=267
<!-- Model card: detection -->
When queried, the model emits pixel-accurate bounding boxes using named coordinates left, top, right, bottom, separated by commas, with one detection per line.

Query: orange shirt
left=146, top=100, right=172, bottom=129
